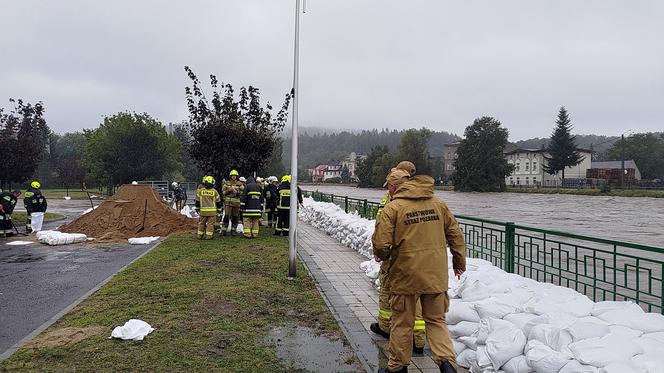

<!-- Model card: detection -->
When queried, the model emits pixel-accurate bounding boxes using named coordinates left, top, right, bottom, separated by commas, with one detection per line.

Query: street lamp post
left=288, top=0, right=301, bottom=279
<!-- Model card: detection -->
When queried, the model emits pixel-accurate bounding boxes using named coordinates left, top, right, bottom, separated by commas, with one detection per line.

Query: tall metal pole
left=288, top=0, right=301, bottom=279
left=621, top=134, right=625, bottom=189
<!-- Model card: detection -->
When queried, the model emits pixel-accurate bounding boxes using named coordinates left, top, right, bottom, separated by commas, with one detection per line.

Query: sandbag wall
left=299, top=198, right=664, bottom=373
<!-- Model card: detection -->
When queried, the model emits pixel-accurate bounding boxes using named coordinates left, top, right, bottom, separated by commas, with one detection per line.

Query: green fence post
left=331, top=194, right=334, bottom=204
left=363, top=199, right=368, bottom=218
left=344, top=196, right=349, bottom=213
left=505, top=222, right=515, bottom=273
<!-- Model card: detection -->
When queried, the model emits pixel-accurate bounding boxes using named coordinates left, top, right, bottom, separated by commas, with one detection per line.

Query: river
left=302, top=185, right=664, bottom=248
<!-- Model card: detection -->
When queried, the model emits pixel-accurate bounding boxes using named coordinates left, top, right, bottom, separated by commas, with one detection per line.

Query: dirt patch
left=202, top=333, right=239, bottom=357
left=59, top=185, right=197, bottom=241
left=24, top=326, right=107, bottom=349
left=244, top=245, right=270, bottom=251
left=192, top=296, right=237, bottom=317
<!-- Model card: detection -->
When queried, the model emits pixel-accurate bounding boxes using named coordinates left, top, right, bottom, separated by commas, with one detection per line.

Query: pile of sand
left=59, top=184, right=197, bottom=241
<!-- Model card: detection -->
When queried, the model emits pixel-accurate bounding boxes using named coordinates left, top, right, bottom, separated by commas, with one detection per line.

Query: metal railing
left=303, top=190, right=664, bottom=313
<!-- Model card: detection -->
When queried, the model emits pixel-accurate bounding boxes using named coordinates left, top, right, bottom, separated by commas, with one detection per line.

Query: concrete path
left=0, top=200, right=157, bottom=359
left=298, top=221, right=464, bottom=373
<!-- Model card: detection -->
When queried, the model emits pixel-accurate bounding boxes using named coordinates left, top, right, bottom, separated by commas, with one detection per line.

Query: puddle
left=1, top=254, right=44, bottom=263
left=267, top=324, right=360, bottom=373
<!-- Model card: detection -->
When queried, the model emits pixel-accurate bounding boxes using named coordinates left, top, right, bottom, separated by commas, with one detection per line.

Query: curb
left=0, top=240, right=164, bottom=361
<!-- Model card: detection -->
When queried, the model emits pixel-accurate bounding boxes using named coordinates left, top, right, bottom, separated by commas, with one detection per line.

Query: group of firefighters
left=191, top=170, right=302, bottom=240
left=0, top=181, right=48, bottom=237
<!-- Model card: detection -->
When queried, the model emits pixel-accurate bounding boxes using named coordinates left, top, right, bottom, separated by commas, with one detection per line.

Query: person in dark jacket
left=0, top=190, right=21, bottom=236
left=264, top=176, right=279, bottom=228
left=240, top=177, right=264, bottom=238
left=23, top=181, right=47, bottom=233
left=274, top=175, right=302, bottom=237
left=171, top=182, right=187, bottom=211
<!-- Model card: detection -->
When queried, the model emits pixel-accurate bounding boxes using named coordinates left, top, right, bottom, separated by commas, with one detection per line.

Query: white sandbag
left=559, top=360, right=599, bottom=373
left=448, top=299, right=481, bottom=324
left=599, top=361, right=647, bottom=373
left=458, top=336, right=479, bottom=351
left=110, top=319, right=154, bottom=341
left=359, top=260, right=371, bottom=271
left=525, top=340, right=573, bottom=373
left=598, top=308, right=664, bottom=333
left=641, top=331, right=664, bottom=343
left=477, top=318, right=514, bottom=345
left=631, top=353, right=664, bottom=373
left=37, top=230, right=87, bottom=246
left=453, top=339, right=467, bottom=355
left=30, top=212, right=44, bottom=232
left=528, top=324, right=574, bottom=352
left=457, top=347, right=477, bottom=368
left=460, top=280, right=492, bottom=302
left=476, top=346, right=494, bottom=372
left=569, top=334, right=643, bottom=367
left=523, top=312, right=577, bottom=337
left=475, top=299, right=519, bottom=320
left=524, top=295, right=594, bottom=317
left=501, top=355, right=533, bottom=373
left=236, top=223, right=244, bottom=234
left=592, top=301, right=638, bottom=316
left=566, top=321, right=611, bottom=341
left=486, top=324, right=527, bottom=370
left=6, top=241, right=32, bottom=246
left=128, top=236, right=160, bottom=245
left=609, top=325, right=643, bottom=338
left=634, top=336, right=664, bottom=354
left=504, top=313, right=538, bottom=331
left=448, top=321, right=480, bottom=338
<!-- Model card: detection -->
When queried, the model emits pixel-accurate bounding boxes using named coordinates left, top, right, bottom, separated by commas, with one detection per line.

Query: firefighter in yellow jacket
left=222, top=170, right=244, bottom=235
left=373, top=169, right=466, bottom=373
left=195, top=176, right=221, bottom=240
left=371, top=161, right=427, bottom=354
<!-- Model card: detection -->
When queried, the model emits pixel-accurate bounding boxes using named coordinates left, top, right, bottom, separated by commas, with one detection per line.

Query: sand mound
left=59, top=184, right=197, bottom=241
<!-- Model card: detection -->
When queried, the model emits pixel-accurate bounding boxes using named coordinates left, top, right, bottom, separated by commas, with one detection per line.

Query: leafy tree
left=171, top=122, right=202, bottom=181
left=371, top=152, right=396, bottom=188
left=52, top=132, right=87, bottom=188
left=454, top=117, right=513, bottom=192
left=259, top=137, right=286, bottom=177
left=81, top=112, right=180, bottom=186
left=356, top=145, right=389, bottom=187
left=340, top=165, right=351, bottom=183
left=544, top=107, right=584, bottom=180
left=606, top=133, right=664, bottom=180
left=0, top=99, right=50, bottom=189
left=397, top=127, right=433, bottom=175
left=184, top=67, right=291, bottom=181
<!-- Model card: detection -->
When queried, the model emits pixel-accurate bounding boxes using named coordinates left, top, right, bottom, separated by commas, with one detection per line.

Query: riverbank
left=0, top=232, right=360, bottom=372
left=506, top=187, right=664, bottom=198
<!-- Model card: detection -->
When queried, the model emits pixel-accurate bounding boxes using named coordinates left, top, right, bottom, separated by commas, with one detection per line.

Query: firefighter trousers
left=222, top=205, right=240, bottom=231
left=378, top=265, right=426, bottom=348
left=387, top=293, right=456, bottom=372
left=242, top=217, right=260, bottom=238
left=275, top=208, right=289, bottom=236
left=197, top=215, right=215, bottom=239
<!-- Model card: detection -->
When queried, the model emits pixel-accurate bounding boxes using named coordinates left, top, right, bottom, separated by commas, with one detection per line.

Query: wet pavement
left=0, top=199, right=157, bottom=358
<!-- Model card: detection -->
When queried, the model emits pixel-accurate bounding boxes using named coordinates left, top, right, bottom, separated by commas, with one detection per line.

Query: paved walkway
left=298, top=221, right=452, bottom=373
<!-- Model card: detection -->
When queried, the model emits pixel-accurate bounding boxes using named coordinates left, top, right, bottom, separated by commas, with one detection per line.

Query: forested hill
left=513, top=134, right=621, bottom=154
left=282, top=128, right=461, bottom=169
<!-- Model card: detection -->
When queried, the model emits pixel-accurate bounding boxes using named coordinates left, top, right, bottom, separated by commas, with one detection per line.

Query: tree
left=184, top=67, right=291, bottom=181
left=340, top=165, right=351, bottom=183
left=356, top=145, right=390, bottom=187
left=0, top=99, right=50, bottom=189
left=397, top=127, right=433, bottom=175
left=171, top=122, right=202, bottom=181
left=259, top=137, right=286, bottom=177
left=454, top=117, right=513, bottom=192
left=606, top=133, right=664, bottom=180
left=81, top=112, right=180, bottom=186
left=52, top=132, right=87, bottom=188
left=544, top=107, right=583, bottom=181
left=371, top=152, right=396, bottom=188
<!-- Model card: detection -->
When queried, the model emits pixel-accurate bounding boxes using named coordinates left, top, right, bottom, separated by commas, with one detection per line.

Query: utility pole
left=288, top=0, right=301, bottom=279
left=621, top=134, right=625, bottom=189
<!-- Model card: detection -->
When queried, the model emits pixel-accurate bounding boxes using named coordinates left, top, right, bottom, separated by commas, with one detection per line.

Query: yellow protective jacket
left=196, top=187, right=221, bottom=217
left=372, top=175, right=466, bottom=295
left=375, top=192, right=390, bottom=220
left=222, top=181, right=244, bottom=207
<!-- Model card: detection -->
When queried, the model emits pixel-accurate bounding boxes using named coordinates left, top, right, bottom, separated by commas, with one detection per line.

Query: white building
left=505, top=148, right=593, bottom=187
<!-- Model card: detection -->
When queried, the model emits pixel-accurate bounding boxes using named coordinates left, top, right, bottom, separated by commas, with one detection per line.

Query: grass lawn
left=0, top=231, right=356, bottom=372
left=39, top=189, right=108, bottom=200
left=9, top=212, right=65, bottom=225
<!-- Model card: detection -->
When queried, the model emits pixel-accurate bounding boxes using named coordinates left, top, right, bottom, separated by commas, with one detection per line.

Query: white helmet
left=269, top=176, right=278, bottom=183
left=171, top=182, right=178, bottom=188
left=256, top=177, right=263, bottom=183
left=239, top=176, right=247, bottom=183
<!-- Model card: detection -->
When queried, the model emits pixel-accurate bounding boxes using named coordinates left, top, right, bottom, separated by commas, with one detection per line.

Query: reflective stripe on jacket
left=222, top=181, right=244, bottom=207
left=196, top=187, right=221, bottom=216
left=241, top=182, right=264, bottom=217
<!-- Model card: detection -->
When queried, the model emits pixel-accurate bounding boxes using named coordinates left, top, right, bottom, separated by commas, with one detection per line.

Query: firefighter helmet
left=31, top=181, right=41, bottom=189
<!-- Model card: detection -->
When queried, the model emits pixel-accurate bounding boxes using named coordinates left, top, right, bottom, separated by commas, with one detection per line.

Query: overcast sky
left=1, top=1, right=662, bottom=140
